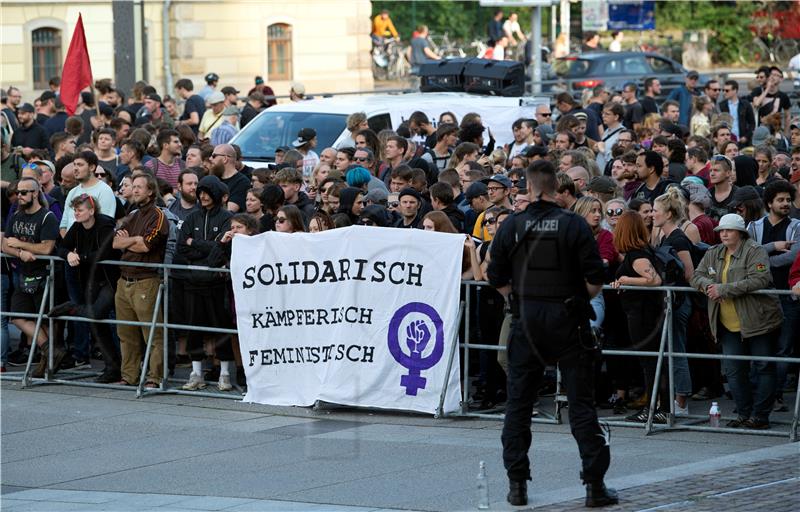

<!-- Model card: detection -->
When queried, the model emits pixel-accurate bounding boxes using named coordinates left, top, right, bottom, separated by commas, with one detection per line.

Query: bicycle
left=737, top=16, right=799, bottom=65
left=372, top=37, right=409, bottom=81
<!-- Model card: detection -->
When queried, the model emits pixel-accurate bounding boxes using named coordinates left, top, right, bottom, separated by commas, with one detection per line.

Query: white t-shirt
left=503, top=20, right=521, bottom=39
left=60, top=180, right=118, bottom=231
left=492, top=45, right=505, bottom=61
left=301, top=150, right=320, bottom=178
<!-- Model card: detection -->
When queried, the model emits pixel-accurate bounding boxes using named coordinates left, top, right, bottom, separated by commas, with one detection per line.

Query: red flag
left=60, top=14, right=93, bottom=116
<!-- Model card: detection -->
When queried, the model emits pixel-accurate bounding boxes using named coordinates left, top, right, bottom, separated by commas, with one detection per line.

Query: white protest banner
left=230, top=226, right=463, bottom=415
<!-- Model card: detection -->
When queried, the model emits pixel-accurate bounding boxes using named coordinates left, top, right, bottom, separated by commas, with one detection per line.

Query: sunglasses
left=539, top=113, right=552, bottom=117
left=276, top=217, right=287, bottom=224
left=307, top=186, right=317, bottom=193
left=483, top=217, right=497, bottom=226
left=359, top=219, right=375, bottom=226
left=606, top=208, right=624, bottom=216
left=16, top=189, right=35, bottom=196
left=353, top=157, right=370, bottom=162
left=95, top=172, right=107, bottom=177
left=388, top=201, right=399, bottom=208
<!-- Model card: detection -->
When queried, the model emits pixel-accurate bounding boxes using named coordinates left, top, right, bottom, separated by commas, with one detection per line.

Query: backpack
left=651, top=245, right=684, bottom=286
left=690, top=241, right=710, bottom=268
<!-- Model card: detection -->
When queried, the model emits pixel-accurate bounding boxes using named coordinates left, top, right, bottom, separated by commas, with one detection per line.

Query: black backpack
left=651, top=245, right=684, bottom=286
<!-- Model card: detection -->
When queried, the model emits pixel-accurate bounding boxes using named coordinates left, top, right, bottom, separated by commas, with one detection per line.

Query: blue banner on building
left=608, top=1, right=656, bottom=31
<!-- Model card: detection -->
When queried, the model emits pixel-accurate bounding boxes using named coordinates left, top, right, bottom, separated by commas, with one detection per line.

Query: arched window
left=32, top=27, right=62, bottom=89
left=267, top=23, right=292, bottom=81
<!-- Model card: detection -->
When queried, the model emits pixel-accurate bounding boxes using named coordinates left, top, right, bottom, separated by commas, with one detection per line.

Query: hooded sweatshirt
left=57, top=213, right=120, bottom=295
left=174, top=175, right=232, bottom=287
left=358, top=205, right=390, bottom=227
left=336, top=187, right=363, bottom=224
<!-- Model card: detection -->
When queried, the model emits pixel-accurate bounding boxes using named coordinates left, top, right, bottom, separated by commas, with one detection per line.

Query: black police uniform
left=487, top=199, right=613, bottom=497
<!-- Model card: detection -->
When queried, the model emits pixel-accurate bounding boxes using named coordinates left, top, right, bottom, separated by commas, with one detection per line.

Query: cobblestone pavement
left=534, top=454, right=799, bottom=512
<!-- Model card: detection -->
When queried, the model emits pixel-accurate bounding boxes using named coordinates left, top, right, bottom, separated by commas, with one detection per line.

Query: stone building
left=0, top=0, right=374, bottom=101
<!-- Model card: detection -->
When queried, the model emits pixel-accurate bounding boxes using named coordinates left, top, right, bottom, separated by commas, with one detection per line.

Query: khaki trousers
left=115, top=277, right=164, bottom=384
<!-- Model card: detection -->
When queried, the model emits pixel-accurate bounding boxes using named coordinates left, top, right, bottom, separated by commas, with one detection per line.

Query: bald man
left=566, top=166, right=591, bottom=193
left=209, top=143, right=249, bottom=212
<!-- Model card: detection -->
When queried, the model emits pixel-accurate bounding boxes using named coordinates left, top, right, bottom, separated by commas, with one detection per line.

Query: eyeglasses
left=483, top=217, right=497, bottom=226
left=211, top=153, right=230, bottom=159
left=276, top=217, right=287, bottom=224
left=359, top=219, right=375, bottom=226
left=606, top=207, right=624, bottom=216
left=353, top=157, right=370, bottom=162
left=487, top=186, right=505, bottom=192
left=618, top=138, right=633, bottom=143
left=16, top=189, right=35, bottom=196
left=709, top=88, right=720, bottom=92
left=539, top=112, right=552, bottom=117
left=723, top=88, right=733, bottom=93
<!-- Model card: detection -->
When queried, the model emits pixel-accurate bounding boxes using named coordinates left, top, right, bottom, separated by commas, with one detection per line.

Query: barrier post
left=162, top=267, right=169, bottom=391
left=666, top=293, right=676, bottom=427
left=791, top=375, right=800, bottom=442
left=21, top=277, right=51, bottom=388
left=436, top=302, right=464, bottom=419
left=136, top=283, right=164, bottom=398
left=462, top=285, right=471, bottom=414
left=645, top=290, right=671, bottom=435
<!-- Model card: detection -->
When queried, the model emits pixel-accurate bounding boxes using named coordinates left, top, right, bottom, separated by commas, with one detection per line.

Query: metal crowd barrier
left=1, top=254, right=798, bottom=441
left=454, top=280, right=800, bottom=442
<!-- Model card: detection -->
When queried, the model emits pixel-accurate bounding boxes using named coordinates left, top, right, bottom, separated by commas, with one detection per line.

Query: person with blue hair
left=345, top=166, right=372, bottom=190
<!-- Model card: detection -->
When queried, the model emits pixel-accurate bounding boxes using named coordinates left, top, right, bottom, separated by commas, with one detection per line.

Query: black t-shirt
left=708, top=185, right=737, bottom=222
left=762, top=216, right=790, bottom=288
left=5, top=207, right=59, bottom=276
left=660, top=228, right=692, bottom=285
left=240, top=103, right=262, bottom=128
left=180, top=95, right=206, bottom=134
left=756, top=91, right=791, bottom=120
left=640, top=96, right=659, bottom=115
left=623, top=101, right=644, bottom=129
left=616, top=247, right=663, bottom=308
left=633, top=179, right=672, bottom=204
left=221, top=172, right=250, bottom=212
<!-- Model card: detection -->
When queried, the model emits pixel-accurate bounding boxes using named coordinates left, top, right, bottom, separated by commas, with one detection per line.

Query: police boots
left=585, top=481, right=618, bottom=507
left=507, top=480, right=527, bottom=506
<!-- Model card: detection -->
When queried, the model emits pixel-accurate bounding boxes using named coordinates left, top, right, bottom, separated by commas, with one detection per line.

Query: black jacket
left=719, top=99, right=756, bottom=145
left=291, top=191, right=316, bottom=226
left=441, top=204, right=465, bottom=233
left=57, top=214, right=120, bottom=295
left=336, top=187, right=363, bottom=224
left=174, top=175, right=232, bottom=286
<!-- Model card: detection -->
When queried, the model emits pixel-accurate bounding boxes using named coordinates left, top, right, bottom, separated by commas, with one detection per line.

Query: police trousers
left=502, top=300, right=610, bottom=484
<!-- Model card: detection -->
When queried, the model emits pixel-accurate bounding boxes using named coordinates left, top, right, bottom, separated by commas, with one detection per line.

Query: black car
left=549, top=51, right=697, bottom=100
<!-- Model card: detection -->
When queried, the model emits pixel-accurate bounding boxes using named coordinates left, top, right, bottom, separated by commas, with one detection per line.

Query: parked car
left=231, top=92, right=547, bottom=167
left=549, top=51, right=700, bottom=99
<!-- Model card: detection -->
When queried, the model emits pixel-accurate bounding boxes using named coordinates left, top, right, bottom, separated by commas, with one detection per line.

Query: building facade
left=1, top=0, right=374, bottom=101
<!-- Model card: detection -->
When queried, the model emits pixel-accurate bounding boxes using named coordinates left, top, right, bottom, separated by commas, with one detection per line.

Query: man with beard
left=393, top=187, right=423, bottom=229
left=145, top=129, right=185, bottom=189
left=116, top=139, right=145, bottom=184
left=113, top=172, right=169, bottom=387
left=168, top=169, right=201, bottom=225
left=209, top=143, right=249, bottom=212
left=2, top=177, right=63, bottom=377
left=11, top=103, right=49, bottom=156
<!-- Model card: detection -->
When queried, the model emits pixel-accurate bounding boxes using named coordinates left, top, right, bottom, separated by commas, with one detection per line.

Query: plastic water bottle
left=477, top=460, right=489, bottom=509
left=709, top=402, right=721, bottom=427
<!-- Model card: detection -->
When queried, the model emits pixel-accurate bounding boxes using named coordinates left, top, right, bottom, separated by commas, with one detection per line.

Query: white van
left=231, top=92, right=548, bottom=167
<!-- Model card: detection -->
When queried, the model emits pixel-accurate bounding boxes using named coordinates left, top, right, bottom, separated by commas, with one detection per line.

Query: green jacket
left=690, top=238, right=783, bottom=340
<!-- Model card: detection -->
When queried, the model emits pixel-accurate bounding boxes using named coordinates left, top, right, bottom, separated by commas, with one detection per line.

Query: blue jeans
left=718, top=324, right=777, bottom=421
left=776, top=296, right=799, bottom=398
left=671, top=294, right=692, bottom=396
left=1, top=273, right=9, bottom=365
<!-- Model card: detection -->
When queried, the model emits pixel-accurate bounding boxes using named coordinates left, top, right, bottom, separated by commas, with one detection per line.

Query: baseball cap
left=687, top=70, right=700, bottom=79
left=221, top=86, right=240, bottom=96
left=465, top=182, right=489, bottom=200
left=727, top=185, right=760, bottom=208
left=207, top=91, right=225, bottom=104
left=30, top=160, right=55, bottom=174
left=573, top=111, right=588, bottom=123
left=255, top=76, right=264, bottom=85
left=205, top=72, right=219, bottom=83
left=364, top=188, right=388, bottom=205
left=275, top=146, right=290, bottom=153
left=39, top=90, right=56, bottom=103
left=18, top=103, right=35, bottom=113
left=145, top=93, right=162, bottom=104
left=292, top=128, right=317, bottom=148
left=485, top=174, right=513, bottom=189
left=290, top=82, right=305, bottom=95
left=515, top=177, right=527, bottom=190
left=586, top=176, right=617, bottom=195
left=99, top=104, right=114, bottom=117
left=222, top=105, right=240, bottom=116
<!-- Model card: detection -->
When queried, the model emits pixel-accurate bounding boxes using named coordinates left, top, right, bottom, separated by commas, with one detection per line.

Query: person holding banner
left=487, top=160, right=617, bottom=508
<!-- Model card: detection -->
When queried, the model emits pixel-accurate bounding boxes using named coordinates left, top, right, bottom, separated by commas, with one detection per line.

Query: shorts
left=10, top=286, right=48, bottom=320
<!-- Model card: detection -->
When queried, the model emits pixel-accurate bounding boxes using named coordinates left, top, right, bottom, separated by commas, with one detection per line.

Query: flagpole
left=89, top=81, right=100, bottom=119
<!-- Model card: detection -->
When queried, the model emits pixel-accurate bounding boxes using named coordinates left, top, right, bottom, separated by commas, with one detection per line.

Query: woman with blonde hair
left=690, top=96, right=713, bottom=137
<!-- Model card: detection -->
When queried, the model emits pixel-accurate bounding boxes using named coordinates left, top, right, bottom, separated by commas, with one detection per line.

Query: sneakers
left=506, top=480, right=527, bottom=506
left=181, top=372, right=207, bottom=390
left=673, top=400, right=689, bottom=417
left=94, top=370, right=121, bottom=384
left=7, top=347, right=31, bottom=366
left=725, top=416, right=748, bottom=428
left=691, top=386, right=717, bottom=401
left=204, top=365, right=220, bottom=382
left=59, top=355, right=91, bottom=370
left=625, top=408, right=668, bottom=424
left=774, top=398, right=788, bottom=412
left=743, top=418, right=770, bottom=430
left=218, top=374, right=233, bottom=391
left=48, top=301, right=78, bottom=317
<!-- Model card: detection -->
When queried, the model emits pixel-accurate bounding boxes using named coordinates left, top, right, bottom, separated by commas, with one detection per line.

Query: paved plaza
left=1, top=378, right=798, bottom=511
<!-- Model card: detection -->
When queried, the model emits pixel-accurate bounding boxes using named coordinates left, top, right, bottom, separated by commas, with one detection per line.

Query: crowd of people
left=0, top=65, right=798, bottom=425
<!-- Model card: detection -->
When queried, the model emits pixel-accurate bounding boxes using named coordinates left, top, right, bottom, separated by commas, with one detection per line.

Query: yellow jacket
left=372, top=15, right=398, bottom=38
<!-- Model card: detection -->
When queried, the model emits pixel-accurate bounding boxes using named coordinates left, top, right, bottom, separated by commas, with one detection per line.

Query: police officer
left=487, top=160, right=618, bottom=508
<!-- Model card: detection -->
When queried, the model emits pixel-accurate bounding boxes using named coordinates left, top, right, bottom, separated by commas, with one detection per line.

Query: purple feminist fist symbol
left=388, top=302, right=445, bottom=396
